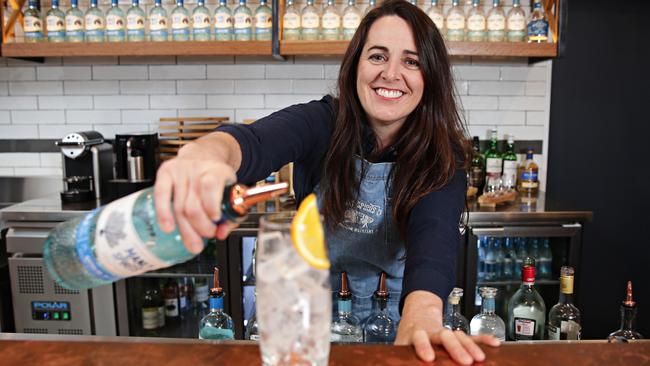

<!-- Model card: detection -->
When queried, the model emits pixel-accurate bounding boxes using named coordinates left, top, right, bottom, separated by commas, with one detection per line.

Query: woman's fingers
left=199, top=172, right=225, bottom=222
left=154, top=164, right=175, bottom=233
left=216, top=221, right=238, bottom=241
left=432, top=329, right=473, bottom=365
left=411, top=329, right=435, bottom=362
left=471, top=334, right=501, bottom=347
left=184, top=187, right=217, bottom=239
left=455, top=331, right=486, bottom=362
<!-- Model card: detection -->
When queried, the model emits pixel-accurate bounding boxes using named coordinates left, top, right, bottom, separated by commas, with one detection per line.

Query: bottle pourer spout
left=624, top=280, right=636, bottom=307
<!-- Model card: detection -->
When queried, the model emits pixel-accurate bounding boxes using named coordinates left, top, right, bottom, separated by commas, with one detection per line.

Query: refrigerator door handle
left=471, top=227, right=505, bottom=236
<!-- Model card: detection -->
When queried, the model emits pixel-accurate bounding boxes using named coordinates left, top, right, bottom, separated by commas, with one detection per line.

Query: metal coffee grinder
left=56, top=131, right=113, bottom=203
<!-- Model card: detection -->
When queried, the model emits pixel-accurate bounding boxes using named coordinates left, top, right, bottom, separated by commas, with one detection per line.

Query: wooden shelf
left=280, top=40, right=557, bottom=58
left=0, top=40, right=272, bottom=57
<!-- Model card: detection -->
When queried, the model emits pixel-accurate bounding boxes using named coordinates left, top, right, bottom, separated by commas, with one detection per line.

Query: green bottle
left=485, top=128, right=502, bottom=192
left=502, top=134, right=518, bottom=189
left=469, top=136, right=485, bottom=193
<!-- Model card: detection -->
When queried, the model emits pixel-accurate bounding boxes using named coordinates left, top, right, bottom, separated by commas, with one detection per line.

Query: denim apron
left=316, top=156, right=406, bottom=325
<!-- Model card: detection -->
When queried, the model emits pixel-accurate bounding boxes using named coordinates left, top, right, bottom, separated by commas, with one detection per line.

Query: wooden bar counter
left=0, top=334, right=648, bottom=365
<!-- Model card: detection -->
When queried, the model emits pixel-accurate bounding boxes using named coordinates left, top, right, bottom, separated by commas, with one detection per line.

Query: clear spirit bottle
left=254, top=0, right=272, bottom=40
left=466, top=0, right=486, bottom=42
left=470, top=287, right=506, bottom=341
left=445, top=0, right=466, bottom=42
left=66, top=0, right=85, bottom=42
left=199, top=268, right=235, bottom=340
left=484, top=238, right=497, bottom=281
left=245, top=301, right=259, bottom=340
left=539, top=239, right=553, bottom=279
left=484, top=128, right=502, bottom=192
left=469, top=136, right=485, bottom=193
left=507, top=257, right=546, bottom=340
left=321, top=0, right=341, bottom=41
left=24, top=0, right=44, bottom=43
left=192, top=0, right=211, bottom=41
left=126, top=0, right=146, bottom=42
left=426, top=0, right=444, bottom=36
left=506, top=0, right=526, bottom=42
left=502, top=237, right=515, bottom=280
left=171, top=0, right=190, bottom=41
left=282, top=0, right=301, bottom=41
left=193, top=277, right=210, bottom=318
left=214, top=0, right=233, bottom=41
left=363, top=272, right=397, bottom=343
left=494, top=238, right=505, bottom=280
left=331, top=272, right=363, bottom=343
left=608, top=281, right=644, bottom=341
left=106, top=0, right=126, bottom=42
left=364, top=0, right=376, bottom=16
left=341, top=0, right=361, bottom=41
left=233, top=0, right=253, bottom=41
left=514, top=237, right=528, bottom=276
left=518, top=149, right=539, bottom=194
left=85, top=0, right=106, bottom=43
left=46, top=0, right=66, bottom=43
left=149, top=0, right=169, bottom=42
left=527, top=0, right=548, bottom=43
left=477, top=237, right=486, bottom=283
left=501, top=134, right=517, bottom=190
left=548, top=266, right=581, bottom=340
left=486, top=0, right=506, bottom=42
left=443, top=287, right=469, bottom=333
left=300, top=0, right=320, bottom=41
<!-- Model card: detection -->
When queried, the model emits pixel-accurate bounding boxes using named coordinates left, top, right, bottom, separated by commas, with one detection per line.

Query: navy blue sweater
left=218, top=96, right=466, bottom=313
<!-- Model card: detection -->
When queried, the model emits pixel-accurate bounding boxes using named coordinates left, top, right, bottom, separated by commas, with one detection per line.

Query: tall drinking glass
left=256, top=213, right=331, bottom=366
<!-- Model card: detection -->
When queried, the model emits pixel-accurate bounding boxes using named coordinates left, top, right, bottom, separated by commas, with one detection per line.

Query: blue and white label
left=527, top=19, right=548, bottom=39
left=209, top=296, right=224, bottom=311
left=75, top=208, right=120, bottom=282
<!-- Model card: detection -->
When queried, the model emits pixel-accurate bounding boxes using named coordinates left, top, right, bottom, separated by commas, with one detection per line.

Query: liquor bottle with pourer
left=470, top=287, right=505, bottom=341
left=43, top=182, right=288, bottom=290
left=363, top=272, right=397, bottom=343
left=199, top=267, right=235, bottom=340
left=443, top=287, right=469, bottom=333
left=331, top=272, right=363, bottom=342
left=608, top=281, right=644, bottom=341
left=507, top=257, right=546, bottom=340
left=548, top=266, right=581, bottom=340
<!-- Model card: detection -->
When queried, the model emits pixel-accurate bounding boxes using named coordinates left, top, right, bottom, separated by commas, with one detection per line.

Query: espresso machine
left=56, top=131, right=113, bottom=203
left=107, top=132, right=159, bottom=201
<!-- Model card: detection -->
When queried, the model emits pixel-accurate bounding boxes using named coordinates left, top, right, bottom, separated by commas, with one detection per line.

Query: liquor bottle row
left=446, top=263, right=644, bottom=341
left=469, top=129, right=540, bottom=195
left=14, top=0, right=273, bottom=43
left=477, top=236, right=552, bottom=282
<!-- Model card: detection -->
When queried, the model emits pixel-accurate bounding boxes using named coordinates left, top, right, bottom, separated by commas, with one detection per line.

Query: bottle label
left=486, top=158, right=502, bottom=174
left=446, top=13, right=465, bottom=30
left=547, top=323, right=559, bottom=340
left=428, top=13, right=444, bottom=31
left=127, top=14, right=145, bottom=30
left=301, top=13, right=319, bottom=29
left=234, top=12, right=252, bottom=29
left=157, top=306, right=166, bottom=327
left=193, top=12, right=211, bottom=29
left=342, top=12, right=360, bottom=29
left=322, top=13, right=340, bottom=29
left=194, top=285, right=209, bottom=302
left=507, top=14, right=525, bottom=31
left=165, top=297, right=179, bottom=317
left=561, top=320, right=581, bottom=340
left=93, top=190, right=171, bottom=278
left=66, top=15, right=84, bottom=31
left=521, top=171, right=539, bottom=182
left=249, top=334, right=260, bottom=341
left=487, top=14, right=505, bottom=30
left=85, top=14, right=105, bottom=31
left=283, top=13, right=300, bottom=29
left=560, top=275, right=574, bottom=294
left=24, top=16, right=43, bottom=32
left=255, top=12, right=272, bottom=29
left=527, top=19, right=548, bottom=41
left=180, top=296, right=187, bottom=310
left=199, top=328, right=234, bottom=339
left=149, top=14, right=168, bottom=31
left=142, top=307, right=159, bottom=329
left=75, top=209, right=120, bottom=282
left=514, top=317, right=536, bottom=340
left=467, top=14, right=485, bottom=31
left=172, top=13, right=190, bottom=29
left=106, top=14, right=125, bottom=30
left=214, top=11, right=231, bottom=28
left=47, top=15, right=65, bottom=32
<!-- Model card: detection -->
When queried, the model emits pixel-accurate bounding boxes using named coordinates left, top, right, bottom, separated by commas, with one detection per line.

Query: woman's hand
left=153, top=133, right=242, bottom=254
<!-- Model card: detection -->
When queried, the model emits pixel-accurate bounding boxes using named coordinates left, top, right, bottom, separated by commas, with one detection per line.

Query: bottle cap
left=375, top=272, right=389, bottom=298
left=623, top=281, right=636, bottom=307
left=338, top=271, right=351, bottom=298
left=210, top=267, right=223, bottom=295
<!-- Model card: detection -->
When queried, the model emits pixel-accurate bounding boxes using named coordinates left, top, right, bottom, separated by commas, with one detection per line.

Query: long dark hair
left=320, top=0, right=471, bottom=241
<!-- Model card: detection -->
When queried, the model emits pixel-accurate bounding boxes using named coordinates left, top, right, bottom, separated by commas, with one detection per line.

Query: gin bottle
left=214, top=0, right=233, bottom=41
left=282, top=0, right=301, bottom=40
left=233, top=0, right=252, bottom=41
left=484, top=238, right=497, bottom=281
left=24, top=0, right=44, bottom=43
left=506, top=0, right=526, bottom=42
left=65, top=0, right=85, bottom=42
left=126, top=0, right=146, bottom=42
left=331, top=272, right=363, bottom=343
left=149, top=0, right=169, bottom=42
left=85, top=0, right=106, bottom=42
left=254, top=0, right=272, bottom=40
left=300, top=0, right=320, bottom=41
left=43, top=183, right=287, bottom=290
left=363, top=272, right=397, bottom=343
left=548, top=266, right=581, bottom=340
left=527, top=0, right=548, bottom=43
left=507, top=257, right=546, bottom=340
left=476, top=237, right=486, bottom=282
left=46, top=0, right=66, bottom=43
left=199, top=268, right=235, bottom=340
left=486, top=0, right=505, bottom=42
left=608, top=281, right=644, bottom=341
left=171, top=0, right=190, bottom=41
left=445, top=0, right=465, bottom=42
left=484, top=128, right=502, bottom=192
left=466, top=0, right=486, bottom=42
left=364, top=0, right=376, bottom=16
left=426, top=0, right=444, bottom=36
left=502, top=237, right=515, bottom=280
left=106, top=0, right=126, bottom=42
left=538, top=238, right=552, bottom=279
left=501, top=134, right=517, bottom=190
left=192, top=0, right=211, bottom=41
left=443, top=288, right=469, bottom=333
left=321, top=0, right=341, bottom=41
left=341, top=0, right=361, bottom=41
left=470, top=287, right=506, bottom=341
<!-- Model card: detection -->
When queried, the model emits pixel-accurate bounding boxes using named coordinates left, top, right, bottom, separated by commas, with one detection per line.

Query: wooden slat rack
left=158, top=117, right=229, bottom=160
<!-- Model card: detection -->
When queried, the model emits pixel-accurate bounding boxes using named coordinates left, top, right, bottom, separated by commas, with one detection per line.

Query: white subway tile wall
left=0, top=55, right=552, bottom=191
